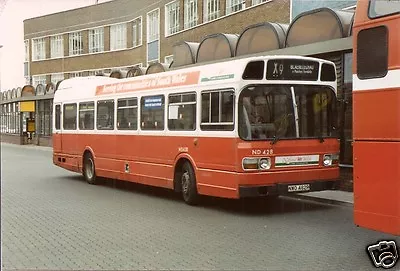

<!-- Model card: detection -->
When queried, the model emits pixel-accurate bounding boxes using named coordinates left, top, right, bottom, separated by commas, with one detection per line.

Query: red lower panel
left=354, top=141, right=400, bottom=235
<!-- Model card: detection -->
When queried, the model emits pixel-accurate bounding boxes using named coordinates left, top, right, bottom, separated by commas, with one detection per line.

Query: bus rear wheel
left=83, top=153, right=97, bottom=185
left=181, top=162, right=199, bottom=205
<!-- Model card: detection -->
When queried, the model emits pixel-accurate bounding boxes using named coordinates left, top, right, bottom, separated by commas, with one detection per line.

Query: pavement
left=290, top=190, right=354, bottom=207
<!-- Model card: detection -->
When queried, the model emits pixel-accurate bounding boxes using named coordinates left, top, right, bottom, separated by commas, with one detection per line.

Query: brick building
left=23, top=0, right=291, bottom=86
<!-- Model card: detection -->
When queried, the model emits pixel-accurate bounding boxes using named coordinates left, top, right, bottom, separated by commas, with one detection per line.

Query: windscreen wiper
left=318, top=132, right=325, bottom=143
left=270, top=135, right=279, bottom=145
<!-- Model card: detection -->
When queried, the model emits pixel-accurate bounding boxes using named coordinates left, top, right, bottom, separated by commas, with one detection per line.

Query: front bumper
left=239, top=179, right=338, bottom=198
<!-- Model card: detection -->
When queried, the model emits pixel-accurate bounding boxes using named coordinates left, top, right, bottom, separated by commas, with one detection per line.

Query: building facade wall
left=24, top=0, right=290, bottom=83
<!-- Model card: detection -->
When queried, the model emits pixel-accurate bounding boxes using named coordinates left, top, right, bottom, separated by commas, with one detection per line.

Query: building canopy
left=171, top=42, right=199, bottom=68
left=126, top=66, right=147, bottom=77
left=285, top=7, right=354, bottom=47
left=146, top=63, right=169, bottom=75
left=35, top=84, right=46, bottom=95
left=196, top=33, right=238, bottom=63
left=236, top=22, right=288, bottom=56
left=21, top=85, right=35, bottom=97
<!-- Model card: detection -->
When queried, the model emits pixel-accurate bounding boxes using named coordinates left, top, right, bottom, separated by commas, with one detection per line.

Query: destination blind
left=266, top=59, right=320, bottom=81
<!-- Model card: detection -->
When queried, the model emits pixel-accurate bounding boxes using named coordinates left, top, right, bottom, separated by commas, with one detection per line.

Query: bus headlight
left=242, top=157, right=271, bottom=170
left=323, top=155, right=332, bottom=166
left=243, top=158, right=259, bottom=170
left=323, top=153, right=339, bottom=166
left=259, top=158, right=271, bottom=170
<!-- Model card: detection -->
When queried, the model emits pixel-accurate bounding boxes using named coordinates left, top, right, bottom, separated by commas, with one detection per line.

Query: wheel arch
left=173, top=153, right=197, bottom=192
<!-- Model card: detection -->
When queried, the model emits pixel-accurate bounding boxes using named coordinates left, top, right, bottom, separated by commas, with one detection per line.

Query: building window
left=37, top=100, right=53, bottom=136
left=147, top=9, right=160, bottom=42
left=51, top=73, right=64, bottom=85
left=132, top=17, right=142, bottom=47
left=89, top=27, right=104, bottom=53
left=24, top=40, right=29, bottom=62
left=117, top=98, right=138, bottom=130
left=88, top=70, right=103, bottom=76
left=165, top=1, right=180, bottom=35
left=165, top=55, right=174, bottom=65
left=184, top=0, right=198, bottom=29
left=252, top=0, right=267, bottom=5
left=69, top=72, right=85, bottom=78
left=226, top=0, right=246, bottom=14
left=50, top=35, right=64, bottom=58
left=69, top=32, right=83, bottom=56
left=110, top=23, right=127, bottom=50
left=32, top=38, right=46, bottom=61
left=32, top=75, right=47, bottom=87
left=204, top=0, right=220, bottom=22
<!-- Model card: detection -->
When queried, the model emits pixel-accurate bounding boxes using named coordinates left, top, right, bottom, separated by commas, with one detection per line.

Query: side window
left=168, top=92, right=196, bottom=130
left=97, top=100, right=114, bottom=130
left=357, top=26, right=388, bottom=79
left=55, top=104, right=61, bottom=130
left=79, top=102, right=95, bottom=130
left=63, top=103, right=77, bottom=130
left=201, top=89, right=234, bottom=131
left=140, top=95, right=165, bottom=130
left=117, top=98, right=138, bottom=130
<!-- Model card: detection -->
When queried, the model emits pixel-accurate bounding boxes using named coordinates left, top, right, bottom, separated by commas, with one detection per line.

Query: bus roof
left=54, top=55, right=336, bottom=103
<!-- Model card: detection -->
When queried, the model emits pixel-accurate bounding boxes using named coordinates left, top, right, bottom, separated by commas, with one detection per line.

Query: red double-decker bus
left=352, top=0, right=400, bottom=235
left=53, top=55, right=340, bottom=205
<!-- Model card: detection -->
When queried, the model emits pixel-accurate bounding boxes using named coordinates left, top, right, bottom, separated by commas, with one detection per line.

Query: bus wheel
left=83, top=153, right=97, bottom=185
left=181, top=162, right=199, bottom=205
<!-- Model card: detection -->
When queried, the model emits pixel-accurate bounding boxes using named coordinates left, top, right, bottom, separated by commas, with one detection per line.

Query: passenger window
left=168, top=92, right=196, bottom=131
left=201, top=89, right=234, bottom=131
left=55, top=105, right=61, bottom=130
left=79, top=102, right=95, bottom=130
left=63, top=103, right=77, bottom=130
left=97, top=100, right=114, bottom=130
left=117, top=98, right=138, bottom=130
left=140, top=95, right=164, bottom=130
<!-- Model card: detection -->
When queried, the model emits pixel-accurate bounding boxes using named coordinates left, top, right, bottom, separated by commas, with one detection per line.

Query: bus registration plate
left=287, top=184, right=311, bottom=193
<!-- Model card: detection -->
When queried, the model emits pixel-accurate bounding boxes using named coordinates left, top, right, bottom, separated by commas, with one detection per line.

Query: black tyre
left=181, top=162, right=199, bottom=205
left=83, top=153, right=97, bottom=185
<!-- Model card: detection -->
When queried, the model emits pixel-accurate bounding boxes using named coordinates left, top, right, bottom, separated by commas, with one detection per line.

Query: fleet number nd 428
left=252, top=149, right=273, bottom=155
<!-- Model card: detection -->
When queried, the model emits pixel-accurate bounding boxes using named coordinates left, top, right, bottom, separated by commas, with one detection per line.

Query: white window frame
left=110, top=23, right=127, bottom=51
left=50, top=35, right=64, bottom=58
left=252, top=0, right=267, bottom=5
left=32, top=38, right=46, bottom=61
left=165, top=1, right=180, bottom=36
left=132, top=17, right=143, bottom=47
left=89, top=27, right=104, bottom=53
left=69, top=32, right=83, bottom=56
left=32, top=75, right=47, bottom=87
left=51, top=73, right=64, bottom=85
left=204, top=0, right=220, bottom=22
left=147, top=9, right=160, bottom=42
left=226, top=0, right=246, bottom=15
left=184, top=0, right=198, bottom=29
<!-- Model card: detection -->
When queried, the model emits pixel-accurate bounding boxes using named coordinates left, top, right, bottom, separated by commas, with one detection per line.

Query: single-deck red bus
left=353, top=0, right=400, bottom=235
left=53, top=55, right=339, bottom=205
